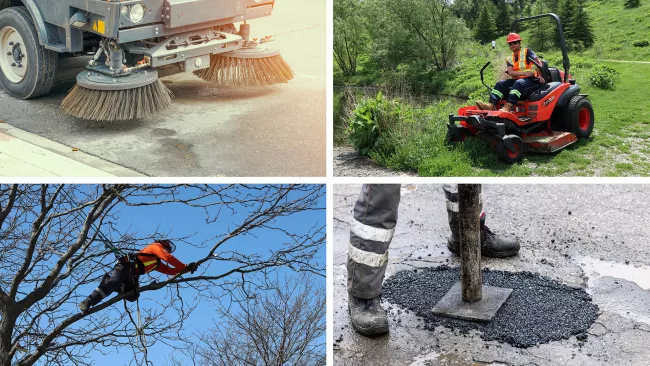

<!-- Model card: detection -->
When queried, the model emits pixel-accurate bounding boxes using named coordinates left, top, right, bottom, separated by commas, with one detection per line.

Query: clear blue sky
left=59, top=185, right=326, bottom=366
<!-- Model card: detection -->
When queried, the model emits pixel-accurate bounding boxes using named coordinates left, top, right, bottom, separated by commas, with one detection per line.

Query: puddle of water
left=577, top=256, right=650, bottom=325
left=577, top=256, right=650, bottom=291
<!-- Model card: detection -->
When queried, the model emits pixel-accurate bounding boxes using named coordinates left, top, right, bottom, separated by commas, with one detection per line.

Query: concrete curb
left=0, top=122, right=146, bottom=177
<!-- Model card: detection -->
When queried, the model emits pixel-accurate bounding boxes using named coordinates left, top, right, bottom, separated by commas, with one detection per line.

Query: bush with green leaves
left=346, top=92, right=410, bottom=156
left=589, top=64, right=620, bottom=90
left=633, top=40, right=649, bottom=47
left=624, top=0, right=641, bottom=8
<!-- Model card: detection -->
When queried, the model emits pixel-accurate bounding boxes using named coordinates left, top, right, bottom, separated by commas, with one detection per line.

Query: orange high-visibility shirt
left=137, top=242, right=187, bottom=275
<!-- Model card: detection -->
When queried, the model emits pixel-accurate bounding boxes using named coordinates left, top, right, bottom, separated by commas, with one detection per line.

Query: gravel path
left=333, top=146, right=415, bottom=177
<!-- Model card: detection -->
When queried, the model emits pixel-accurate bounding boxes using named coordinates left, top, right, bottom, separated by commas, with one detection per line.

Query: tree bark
left=458, top=184, right=482, bottom=302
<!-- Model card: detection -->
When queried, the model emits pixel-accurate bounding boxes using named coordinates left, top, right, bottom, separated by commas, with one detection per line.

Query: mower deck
left=524, top=131, right=577, bottom=153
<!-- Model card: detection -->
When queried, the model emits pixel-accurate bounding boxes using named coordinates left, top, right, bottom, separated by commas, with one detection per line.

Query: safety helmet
left=507, top=33, right=522, bottom=43
left=156, top=239, right=176, bottom=253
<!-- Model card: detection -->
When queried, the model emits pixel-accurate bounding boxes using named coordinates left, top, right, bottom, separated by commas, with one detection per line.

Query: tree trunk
left=458, top=184, right=482, bottom=302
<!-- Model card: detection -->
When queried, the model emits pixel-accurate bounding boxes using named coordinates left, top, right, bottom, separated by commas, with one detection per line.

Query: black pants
left=87, top=261, right=139, bottom=306
left=489, top=77, right=540, bottom=105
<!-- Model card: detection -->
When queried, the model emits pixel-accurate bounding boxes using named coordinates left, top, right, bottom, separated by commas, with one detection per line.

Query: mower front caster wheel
left=446, top=125, right=469, bottom=144
left=0, top=7, right=58, bottom=99
left=496, top=135, right=525, bottom=164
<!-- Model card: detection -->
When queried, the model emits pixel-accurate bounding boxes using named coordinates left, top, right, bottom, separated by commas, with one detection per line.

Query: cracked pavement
left=333, top=184, right=650, bottom=366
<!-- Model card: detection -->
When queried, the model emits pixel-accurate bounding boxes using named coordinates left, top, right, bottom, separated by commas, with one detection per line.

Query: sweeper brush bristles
left=193, top=53, right=294, bottom=86
left=61, top=80, right=173, bottom=121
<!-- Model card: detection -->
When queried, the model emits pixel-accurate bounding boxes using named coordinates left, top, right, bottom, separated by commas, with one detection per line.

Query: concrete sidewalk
left=0, top=122, right=144, bottom=177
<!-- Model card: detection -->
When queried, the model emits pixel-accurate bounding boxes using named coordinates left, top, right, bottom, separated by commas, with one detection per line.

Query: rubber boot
left=348, top=295, right=389, bottom=337
left=476, top=100, right=496, bottom=111
left=447, top=212, right=520, bottom=258
left=500, top=102, right=514, bottom=112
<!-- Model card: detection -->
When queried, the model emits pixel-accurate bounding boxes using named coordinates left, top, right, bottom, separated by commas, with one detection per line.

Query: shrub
left=633, top=40, right=650, bottom=47
left=589, top=65, right=620, bottom=90
left=346, top=92, right=409, bottom=156
left=624, top=0, right=641, bottom=8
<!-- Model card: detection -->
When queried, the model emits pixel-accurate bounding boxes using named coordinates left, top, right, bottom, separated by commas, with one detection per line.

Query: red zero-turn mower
left=447, top=13, right=594, bottom=164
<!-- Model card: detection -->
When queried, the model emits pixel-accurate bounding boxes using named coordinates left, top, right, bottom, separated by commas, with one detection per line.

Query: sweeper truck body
left=0, top=0, right=292, bottom=120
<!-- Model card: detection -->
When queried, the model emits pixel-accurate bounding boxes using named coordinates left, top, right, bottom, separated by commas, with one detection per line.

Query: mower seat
left=548, top=67, right=562, bottom=83
left=528, top=82, right=562, bottom=102
left=520, top=60, right=555, bottom=101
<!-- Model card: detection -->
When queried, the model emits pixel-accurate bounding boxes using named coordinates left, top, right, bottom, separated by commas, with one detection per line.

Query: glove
left=186, top=262, right=198, bottom=274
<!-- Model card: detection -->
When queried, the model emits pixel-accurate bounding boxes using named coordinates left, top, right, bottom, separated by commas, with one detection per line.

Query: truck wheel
left=561, top=96, right=594, bottom=138
left=496, top=135, right=525, bottom=164
left=0, top=7, right=58, bottom=99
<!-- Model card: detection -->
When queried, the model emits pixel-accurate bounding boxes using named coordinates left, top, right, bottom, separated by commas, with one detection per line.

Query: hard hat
left=156, top=239, right=176, bottom=253
left=507, top=33, right=522, bottom=43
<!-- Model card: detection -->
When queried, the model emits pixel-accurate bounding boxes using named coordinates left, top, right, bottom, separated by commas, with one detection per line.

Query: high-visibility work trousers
left=489, top=77, right=539, bottom=105
left=87, top=261, right=139, bottom=306
left=347, top=184, right=483, bottom=299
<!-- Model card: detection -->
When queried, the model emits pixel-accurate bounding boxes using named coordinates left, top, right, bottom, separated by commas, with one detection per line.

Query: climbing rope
left=124, top=297, right=150, bottom=365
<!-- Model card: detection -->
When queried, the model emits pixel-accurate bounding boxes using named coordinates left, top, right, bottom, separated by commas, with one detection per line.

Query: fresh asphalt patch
left=383, top=265, right=599, bottom=348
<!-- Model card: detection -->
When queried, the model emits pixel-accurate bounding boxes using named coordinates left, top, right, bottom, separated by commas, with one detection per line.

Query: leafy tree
left=529, top=0, right=555, bottom=52
left=571, top=0, right=594, bottom=49
left=383, top=0, right=470, bottom=70
left=558, top=0, right=577, bottom=45
left=496, top=0, right=513, bottom=35
left=334, top=0, right=368, bottom=76
left=474, top=4, right=498, bottom=44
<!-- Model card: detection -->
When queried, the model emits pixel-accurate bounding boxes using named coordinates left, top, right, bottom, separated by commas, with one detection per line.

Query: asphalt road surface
left=0, top=0, right=325, bottom=177
left=334, top=184, right=650, bottom=366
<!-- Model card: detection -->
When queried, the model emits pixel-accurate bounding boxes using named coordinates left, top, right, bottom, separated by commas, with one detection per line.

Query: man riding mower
left=79, top=239, right=198, bottom=313
left=447, top=14, right=594, bottom=164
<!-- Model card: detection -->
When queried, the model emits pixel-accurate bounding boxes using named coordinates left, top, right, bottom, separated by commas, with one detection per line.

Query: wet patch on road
left=383, top=266, right=599, bottom=348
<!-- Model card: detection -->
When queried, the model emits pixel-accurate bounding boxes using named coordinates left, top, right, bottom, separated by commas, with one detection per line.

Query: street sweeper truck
left=0, top=0, right=293, bottom=121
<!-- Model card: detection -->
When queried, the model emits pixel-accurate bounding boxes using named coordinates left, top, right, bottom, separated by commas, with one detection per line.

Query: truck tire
left=0, top=6, right=58, bottom=99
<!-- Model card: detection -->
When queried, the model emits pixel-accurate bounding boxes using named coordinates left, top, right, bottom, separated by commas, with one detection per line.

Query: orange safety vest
left=507, top=48, right=536, bottom=79
left=137, top=252, right=160, bottom=273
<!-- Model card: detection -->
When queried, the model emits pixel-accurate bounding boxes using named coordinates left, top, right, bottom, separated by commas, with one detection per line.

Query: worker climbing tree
left=78, top=240, right=199, bottom=313
left=0, top=184, right=325, bottom=366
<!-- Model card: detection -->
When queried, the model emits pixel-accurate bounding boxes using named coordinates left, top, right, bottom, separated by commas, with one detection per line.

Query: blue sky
left=49, top=185, right=326, bottom=366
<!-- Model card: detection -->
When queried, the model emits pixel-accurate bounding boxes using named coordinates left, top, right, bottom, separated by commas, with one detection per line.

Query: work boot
left=476, top=100, right=496, bottom=111
left=447, top=213, right=520, bottom=258
left=78, top=299, right=91, bottom=313
left=500, top=102, right=514, bottom=112
left=348, top=295, right=389, bottom=337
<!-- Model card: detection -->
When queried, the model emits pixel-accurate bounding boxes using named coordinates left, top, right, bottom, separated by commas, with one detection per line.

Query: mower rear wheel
left=496, top=135, right=525, bottom=164
left=561, top=96, right=594, bottom=138
left=0, top=7, right=58, bottom=99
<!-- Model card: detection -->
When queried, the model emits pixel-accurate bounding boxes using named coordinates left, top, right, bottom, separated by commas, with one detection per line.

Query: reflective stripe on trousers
left=348, top=184, right=484, bottom=299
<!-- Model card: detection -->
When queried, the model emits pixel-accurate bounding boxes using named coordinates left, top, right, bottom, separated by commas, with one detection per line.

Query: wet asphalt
left=333, top=184, right=650, bottom=366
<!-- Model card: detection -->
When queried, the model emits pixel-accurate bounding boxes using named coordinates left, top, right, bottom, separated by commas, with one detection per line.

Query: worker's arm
left=506, top=66, right=534, bottom=78
left=151, top=245, right=187, bottom=275
left=155, top=262, right=184, bottom=276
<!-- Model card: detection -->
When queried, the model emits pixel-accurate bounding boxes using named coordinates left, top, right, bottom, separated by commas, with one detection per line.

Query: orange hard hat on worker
left=507, top=33, right=521, bottom=43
